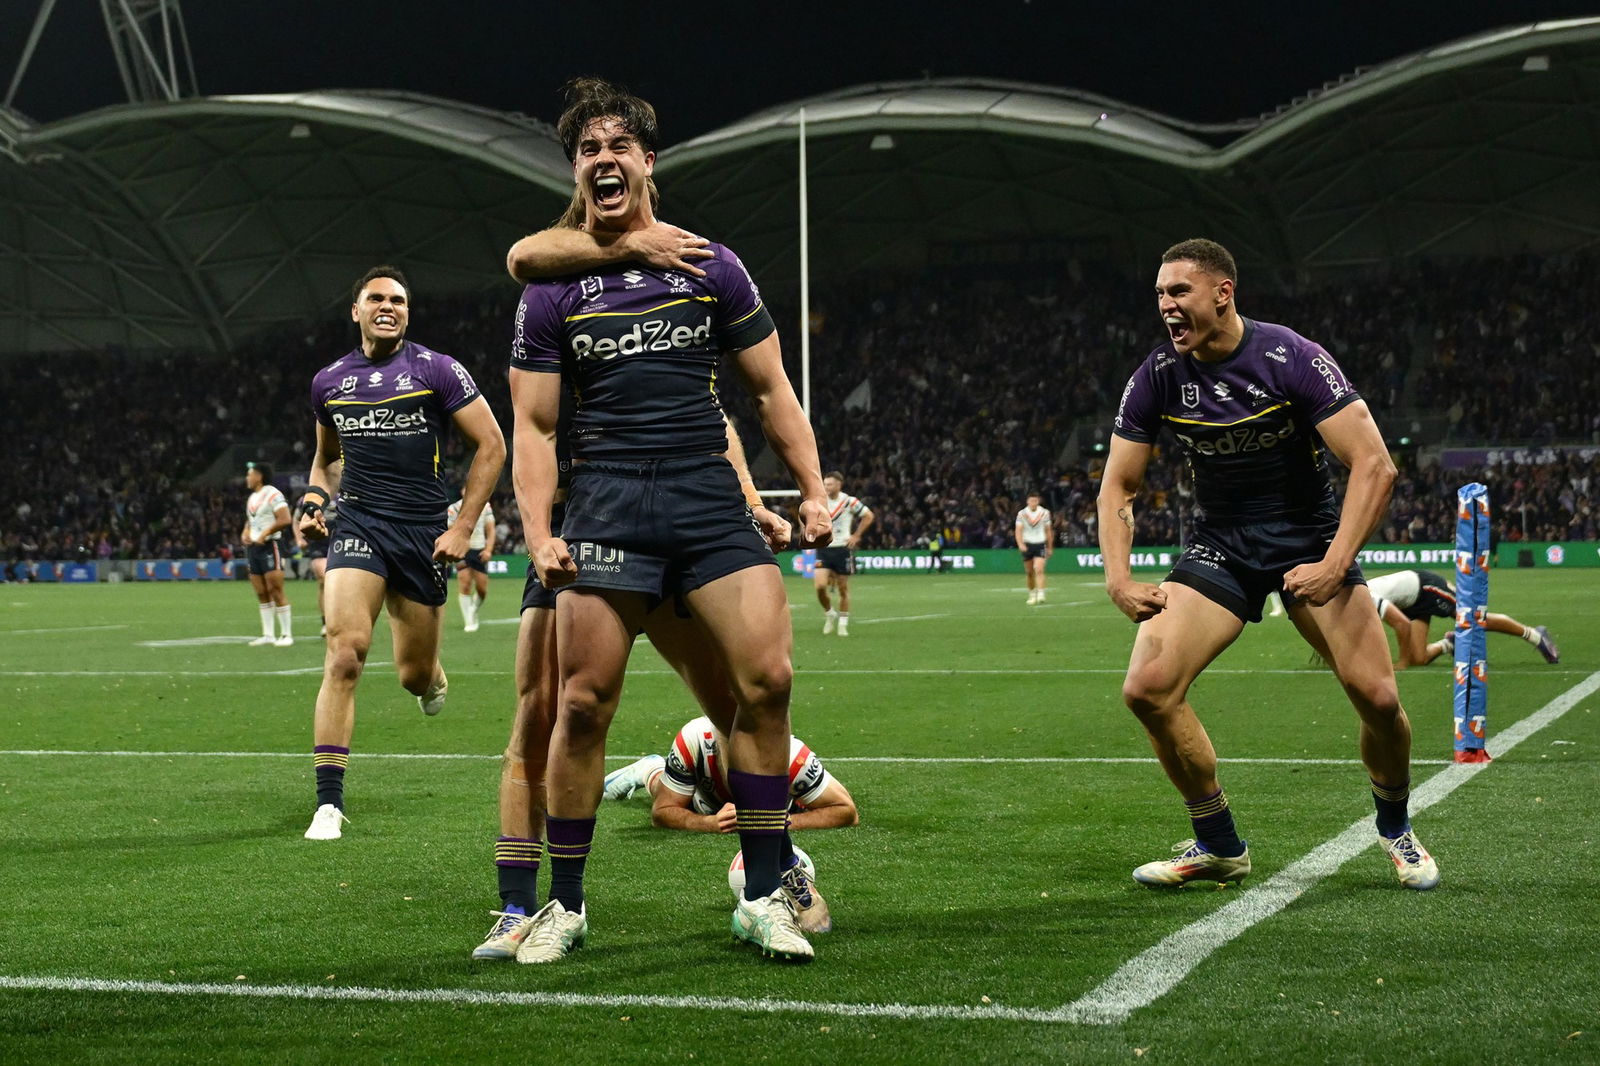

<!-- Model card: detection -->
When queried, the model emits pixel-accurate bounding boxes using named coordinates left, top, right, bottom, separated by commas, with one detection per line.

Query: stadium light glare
left=870, top=134, right=895, bottom=151
left=289, top=123, right=311, bottom=139
left=1522, top=55, right=1550, bottom=71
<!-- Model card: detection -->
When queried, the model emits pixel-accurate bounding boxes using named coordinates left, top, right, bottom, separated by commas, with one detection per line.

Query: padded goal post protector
left=1453, top=483, right=1491, bottom=760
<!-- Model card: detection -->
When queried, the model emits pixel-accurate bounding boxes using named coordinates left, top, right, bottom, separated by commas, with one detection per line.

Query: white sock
left=826, top=608, right=837, bottom=617
left=459, top=593, right=475, bottom=625
left=275, top=604, right=292, bottom=638
left=839, top=613, right=849, bottom=623
left=258, top=603, right=274, bottom=637
left=1521, top=626, right=1538, bottom=643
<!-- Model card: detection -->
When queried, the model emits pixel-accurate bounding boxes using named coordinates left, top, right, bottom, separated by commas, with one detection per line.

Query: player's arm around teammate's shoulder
left=1282, top=399, right=1396, bottom=607
left=506, top=220, right=713, bottom=282
left=1097, top=435, right=1167, bottom=622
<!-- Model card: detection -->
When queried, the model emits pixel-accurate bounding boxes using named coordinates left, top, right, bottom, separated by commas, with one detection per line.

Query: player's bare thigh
left=248, top=572, right=270, bottom=601
left=1287, top=584, right=1398, bottom=709
left=510, top=606, right=557, bottom=758
left=1123, top=582, right=1245, bottom=710
left=322, top=568, right=387, bottom=653
left=683, top=564, right=792, bottom=693
left=556, top=588, right=650, bottom=716
left=385, top=588, right=443, bottom=690
left=641, top=602, right=738, bottom=734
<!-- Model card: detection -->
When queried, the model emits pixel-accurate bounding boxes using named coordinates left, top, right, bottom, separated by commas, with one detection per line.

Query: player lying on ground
left=1366, top=568, right=1560, bottom=668
left=1100, top=237, right=1439, bottom=892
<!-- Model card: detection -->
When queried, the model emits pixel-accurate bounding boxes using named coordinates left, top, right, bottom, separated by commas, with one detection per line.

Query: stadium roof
left=3, top=19, right=1599, bottom=353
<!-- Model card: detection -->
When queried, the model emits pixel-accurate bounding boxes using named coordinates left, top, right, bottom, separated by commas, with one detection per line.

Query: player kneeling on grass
left=605, top=717, right=858, bottom=933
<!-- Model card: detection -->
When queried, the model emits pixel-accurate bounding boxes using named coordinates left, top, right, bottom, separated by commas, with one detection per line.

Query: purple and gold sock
left=1187, top=788, right=1245, bottom=858
left=313, top=745, right=349, bottom=809
left=545, top=815, right=595, bottom=912
left=495, top=836, right=541, bottom=913
left=1371, top=778, right=1411, bottom=838
left=729, top=769, right=790, bottom=900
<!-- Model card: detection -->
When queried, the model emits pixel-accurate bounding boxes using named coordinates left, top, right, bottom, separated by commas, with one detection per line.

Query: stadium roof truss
left=1, top=19, right=1598, bottom=353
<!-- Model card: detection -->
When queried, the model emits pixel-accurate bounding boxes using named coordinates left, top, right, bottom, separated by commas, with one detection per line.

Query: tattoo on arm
left=1117, top=507, right=1134, bottom=531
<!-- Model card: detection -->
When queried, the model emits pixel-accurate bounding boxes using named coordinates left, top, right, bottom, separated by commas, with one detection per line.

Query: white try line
left=0, top=749, right=1448, bottom=767
left=0, top=975, right=1066, bottom=1025
left=1052, top=669, right=1600, bottom=1026
left=2, top=624, right=130, bottom=636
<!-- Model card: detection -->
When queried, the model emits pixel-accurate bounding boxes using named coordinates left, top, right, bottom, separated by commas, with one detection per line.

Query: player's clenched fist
left=432, top=525, right=469, bottom=563
left=796, top=495, right=832, bottom=549
left=1107, top=578, right=1168, bottom=623
left=533, top=536, right=578, bottom=588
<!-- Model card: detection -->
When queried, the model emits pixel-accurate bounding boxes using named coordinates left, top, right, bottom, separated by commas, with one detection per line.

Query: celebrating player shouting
left=297, top=266, right=505, bottom=841
left=1098, top=239, right=1439, bottom=891
left=508, top=78, right=830, bottom=962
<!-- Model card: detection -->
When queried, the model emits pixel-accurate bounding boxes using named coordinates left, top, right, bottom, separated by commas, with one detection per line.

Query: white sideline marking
left=2, top=624, right=130, bottom=636
left=137, top=636, right=265, bottom=647
left=0, top=975, right=1065, bottom=1025
left=0, top=749, right=1448, bottom=767
left=851, top=613, right=948, bottom=625
left=1054, top=670, right=1600, bottom=1026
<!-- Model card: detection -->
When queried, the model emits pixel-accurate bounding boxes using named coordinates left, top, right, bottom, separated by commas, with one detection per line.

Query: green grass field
left=2, top=569, right=1596, bottom=1064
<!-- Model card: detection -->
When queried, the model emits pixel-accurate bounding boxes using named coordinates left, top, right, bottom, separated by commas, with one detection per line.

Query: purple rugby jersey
left=510, top=239, right=775, bottom=461
left=311, top=340, right=481, bottom=523
left=1112, top=318, right=1361, bottom=523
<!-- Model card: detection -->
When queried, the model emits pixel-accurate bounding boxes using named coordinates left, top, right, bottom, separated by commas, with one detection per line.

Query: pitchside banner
left=1454, top=484, right=1491, bottom=760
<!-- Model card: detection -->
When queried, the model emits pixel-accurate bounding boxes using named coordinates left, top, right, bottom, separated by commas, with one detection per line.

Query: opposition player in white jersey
left=1015, top=493, right=1053, bottom=605
left=1366, top=568, right=1560, bottom=669
left=815, top=471, right=873, bottom=636
left=603, top=716, right=858, bottom=932
left=241, top=462, right=293, bottom=647
left=447, top=496, right=496, bottom=632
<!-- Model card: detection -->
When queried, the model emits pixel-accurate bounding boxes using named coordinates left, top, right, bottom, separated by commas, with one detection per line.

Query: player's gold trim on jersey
left=1161, top=402, right=1289, bottom=428
left=563, top=296, right=716, bottom=323
left=725, top=302, right=765, bottom=328
left=325, top=389, right=436, bottom=407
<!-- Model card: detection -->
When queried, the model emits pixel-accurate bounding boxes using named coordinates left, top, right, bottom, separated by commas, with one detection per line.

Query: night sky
left=4, top=1, right=1596, bottom=140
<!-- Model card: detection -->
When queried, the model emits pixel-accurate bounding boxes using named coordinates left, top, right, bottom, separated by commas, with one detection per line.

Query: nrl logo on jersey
left=580, top=276, right=604, bottom=301
left=340, top=376, right=357, bottom=392
left=621, top=270, right=647, bottom=289
left=1181, top=382, right=1201, bottom=409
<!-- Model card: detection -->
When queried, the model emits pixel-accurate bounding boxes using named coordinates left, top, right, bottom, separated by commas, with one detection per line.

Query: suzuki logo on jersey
left=1212, top=381, right=1232, bottom=401
left=1174, top=419, right=1298, bottom=456
left=622, top=270, right=646, bottom=288
left=368, top=370, right=383, bottom=385
left=580, top=276, right=604, bottom=300
left=571, top=316, right=714, bottom=360
left=331, top=407, right=429, bottom=433
left=1181, top=382, right=1201, bottom=408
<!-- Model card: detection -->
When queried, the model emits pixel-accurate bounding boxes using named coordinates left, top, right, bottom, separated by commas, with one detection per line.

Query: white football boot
left=515, top=900, right=588, bottom=964
left=1132, top=839, right=1252, bottom=886
left=732, top=888, right=814, bottom=961
left=603, top=755, right=665, bottom=801
left=1380, top=829, right=1440, bottom=890
left=472, top=910, right=537, bottom=960
left=418, top=669, right=448, bottom=716
left=822, top=610, right=838, bottom=635
left=303, top=803, right=349, bottom=840
left=248, top=635, right=276, bottom=646
left=780, top=857, right=832, bottom=934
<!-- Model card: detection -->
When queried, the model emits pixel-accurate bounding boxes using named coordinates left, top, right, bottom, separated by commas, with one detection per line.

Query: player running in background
left=1099, top=238, right=1439, bottom=892
left=447, top=495, right=496, bottom=633
left=1015, top=492, right=1052, bottom=605
left=241, top=461, right=293, bottom=647
left=509, top=78, right=829, bottom=963
left=297, top=265, right=505, bottom=841
left=815, top=471, right=873, bottom=635
left=1367, top=568, right=1560, bottom=669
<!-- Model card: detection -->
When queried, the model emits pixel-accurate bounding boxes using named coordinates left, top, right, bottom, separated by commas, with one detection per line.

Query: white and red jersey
left=446, top=498, right=495, bottom=551
left=1015, top=505, right=1052, bottom=545
left=660, top=715, right=834, bottom=816
left=825, top=492, right=870, bottom=547
left=246, top=486, right=290, bottom=542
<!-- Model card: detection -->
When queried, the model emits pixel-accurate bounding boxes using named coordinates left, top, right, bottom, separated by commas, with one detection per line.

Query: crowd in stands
left=3, top=252, right=1597, bottom=576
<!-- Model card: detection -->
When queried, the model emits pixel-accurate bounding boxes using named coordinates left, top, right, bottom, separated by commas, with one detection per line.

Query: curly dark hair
left=556, top=76, right=659, bottom=162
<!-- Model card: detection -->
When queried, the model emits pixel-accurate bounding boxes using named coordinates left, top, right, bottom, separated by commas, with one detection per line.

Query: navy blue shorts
left=816, top=546, right=854, bottom=575
left=457, top=553, right=489, bottom=575
left=522, top=570, right=557, bottom=611
left=1166, top=507, right=1365, bottom=624
left=560, top=456, right=775, bottom=601
left=327, top=505, right=449, bottom=607
left=303, top=541, right=327, bottom=561
left=246, top=541, right=284, bottom=576
left=1021, top=543, right=1048, bottom=561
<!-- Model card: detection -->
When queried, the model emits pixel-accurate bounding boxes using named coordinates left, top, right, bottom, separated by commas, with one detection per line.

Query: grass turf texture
left=1, top=570, right=1596, bottom=1064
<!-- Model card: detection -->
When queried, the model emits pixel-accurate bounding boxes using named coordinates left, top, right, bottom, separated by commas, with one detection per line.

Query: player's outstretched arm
left=506, top=222, right=713, bottom=283
left=1097, top=435, right=1167, bottom=622
left=434, top=396, right=506, bottom=563
left=1283, top=400, right=1397, bottom=607
left=789, top=779, right=859, bottom=830
left=732, top=333, right=830, bottom=547
left=509, top=367, right=576, bottom=588
left=649, top=788, right=725, bottom=833
left=298, top=423, right=343, bottom=540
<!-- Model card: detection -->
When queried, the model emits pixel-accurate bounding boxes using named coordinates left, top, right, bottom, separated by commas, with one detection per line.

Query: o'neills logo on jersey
left=332, top=407, right=429, bottom=433
left=571, top=316, right=713, bottom=360
left=1174, top=419, right=1297, bottom=456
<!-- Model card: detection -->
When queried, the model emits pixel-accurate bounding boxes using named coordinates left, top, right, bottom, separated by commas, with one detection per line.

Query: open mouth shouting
left=593, top=174, right=627, bottom=209
left=1164, top=314, right=1190, bottom=347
